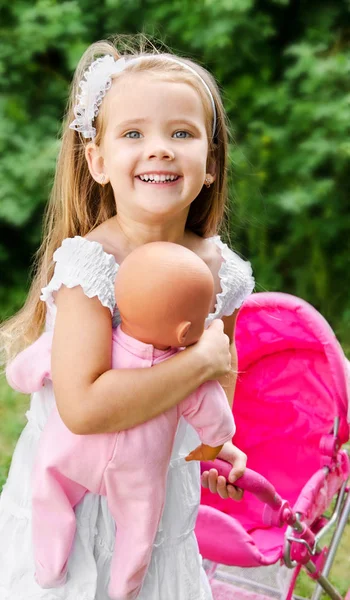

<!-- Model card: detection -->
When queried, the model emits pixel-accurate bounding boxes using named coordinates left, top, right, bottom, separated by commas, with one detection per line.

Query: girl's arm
left=201, top=309, right=247, bottom=501
left=52, top=286, right=231, bottom=435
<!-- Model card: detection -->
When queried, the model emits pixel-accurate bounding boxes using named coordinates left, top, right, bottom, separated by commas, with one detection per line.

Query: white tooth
left=160, top=175, right=166, bottom=182
left=154, top=175, right=160, bottom=182
left=144, top=175, right=149, bottom=181
left=170, top=175, right=175, bottom=181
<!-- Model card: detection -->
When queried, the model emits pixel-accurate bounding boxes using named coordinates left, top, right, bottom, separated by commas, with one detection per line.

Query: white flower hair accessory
left=69, top=54, right=217, bottom=141
left=69, top=55, right=127, bottom=139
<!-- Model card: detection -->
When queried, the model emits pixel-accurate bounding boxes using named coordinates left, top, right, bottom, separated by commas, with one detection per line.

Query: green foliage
left=0, top=0, right=349, bottom=347
left=0, top=376, right=28, bottom=490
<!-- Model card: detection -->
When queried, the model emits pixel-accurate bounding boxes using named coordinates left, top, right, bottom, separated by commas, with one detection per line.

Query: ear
left=206, top=157, right=217, bottom=182
left=85, top=142, right=109, bottom=185
left=176, top=321, right=191, bottom=345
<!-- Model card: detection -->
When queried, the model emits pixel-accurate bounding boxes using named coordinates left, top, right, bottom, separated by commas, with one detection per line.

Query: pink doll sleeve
left=6, top=331, right=53, bottom=394
left=180, top=380, right=236, bottom=446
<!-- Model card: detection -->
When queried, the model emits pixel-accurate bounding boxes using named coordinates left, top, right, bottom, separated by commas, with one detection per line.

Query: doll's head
left=114, top=242, right=214, bottom=349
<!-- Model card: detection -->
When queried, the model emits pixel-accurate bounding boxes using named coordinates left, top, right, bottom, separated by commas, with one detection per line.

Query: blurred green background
left=0, top=0, right=349, bottom=348
left=0, top=0, right=349, bottom=596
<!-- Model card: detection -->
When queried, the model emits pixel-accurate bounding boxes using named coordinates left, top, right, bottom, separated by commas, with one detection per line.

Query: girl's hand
left=201, top=441, right=247, bottom=501
left=193, top=319, right=231, bottom=380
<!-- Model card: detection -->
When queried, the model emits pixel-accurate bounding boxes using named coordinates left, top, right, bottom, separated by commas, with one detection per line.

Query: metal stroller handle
left=201, top=459, right=283, bottom=509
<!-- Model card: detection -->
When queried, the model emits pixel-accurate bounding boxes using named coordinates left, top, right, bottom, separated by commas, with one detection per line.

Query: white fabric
left=0, top=235, right=254, bottom=600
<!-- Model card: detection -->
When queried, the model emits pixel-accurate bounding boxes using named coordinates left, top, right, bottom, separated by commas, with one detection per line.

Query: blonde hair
left=0, top=34, right=230, bottom=364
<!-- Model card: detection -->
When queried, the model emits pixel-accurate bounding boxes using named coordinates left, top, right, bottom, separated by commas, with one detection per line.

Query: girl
left=0, top=36, right=254, bottom=600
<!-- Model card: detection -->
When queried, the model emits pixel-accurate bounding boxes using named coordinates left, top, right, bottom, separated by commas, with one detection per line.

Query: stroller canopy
left=199, top=292, right=349, bottom=564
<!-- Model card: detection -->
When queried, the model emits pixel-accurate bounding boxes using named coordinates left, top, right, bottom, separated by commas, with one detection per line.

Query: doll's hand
left=194, top=319, right=231, bottom=380
left=185, top=443, right=223, bottom=463
left=201, top=441, right=246, bottom=501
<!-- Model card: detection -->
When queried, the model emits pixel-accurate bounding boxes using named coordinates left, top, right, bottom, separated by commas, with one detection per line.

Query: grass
left=0, top=377, right=349, bottom=598
left=0, top=375, right=29, bottom=490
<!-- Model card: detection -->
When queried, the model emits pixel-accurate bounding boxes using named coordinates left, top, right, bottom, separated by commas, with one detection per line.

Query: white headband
left=69, top=54, right=217, bottom=140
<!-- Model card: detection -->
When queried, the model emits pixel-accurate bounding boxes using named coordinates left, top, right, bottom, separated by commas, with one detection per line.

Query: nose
left=146, top=138, right=175, bottom=161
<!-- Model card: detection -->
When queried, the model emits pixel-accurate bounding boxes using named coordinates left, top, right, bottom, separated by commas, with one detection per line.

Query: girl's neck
left=107, top=214, right=189, bottom=252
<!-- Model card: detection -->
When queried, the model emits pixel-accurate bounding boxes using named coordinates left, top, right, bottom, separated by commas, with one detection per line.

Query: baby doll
left=6, top=242, right=235, bottom=600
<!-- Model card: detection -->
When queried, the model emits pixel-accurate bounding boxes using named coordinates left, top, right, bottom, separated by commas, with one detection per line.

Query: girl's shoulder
left=187, top=232, right=255, bottom=320
left=40, top=235, right=119, bottom=318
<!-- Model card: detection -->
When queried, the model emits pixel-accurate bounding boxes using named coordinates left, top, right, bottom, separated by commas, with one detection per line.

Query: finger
left=228, top=463, right=246, bottom=483
left=201, top=471, right=210, bottom=488
left=217, top=476, right=229, bottom=499
left=227, top=455, right=247, bottom=484
left=227, top=485, right=244, bottom=501
left=208, top=469, right=219, bottom=494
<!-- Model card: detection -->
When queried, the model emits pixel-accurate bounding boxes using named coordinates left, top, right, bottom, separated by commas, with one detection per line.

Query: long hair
left=0, top=34, right=230, bottom=363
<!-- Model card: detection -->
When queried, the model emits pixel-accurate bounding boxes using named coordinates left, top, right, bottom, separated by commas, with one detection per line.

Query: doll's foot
left=35, top=568, right=67, bottom=588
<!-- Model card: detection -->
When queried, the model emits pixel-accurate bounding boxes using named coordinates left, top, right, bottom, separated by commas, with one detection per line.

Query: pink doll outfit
left=0, top=236, right=254, bottom=600
left=7, top=325, right=235, bottom=600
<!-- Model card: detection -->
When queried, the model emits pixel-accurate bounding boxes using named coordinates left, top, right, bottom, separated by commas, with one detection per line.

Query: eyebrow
left=115, top=117, right=203, bottom=134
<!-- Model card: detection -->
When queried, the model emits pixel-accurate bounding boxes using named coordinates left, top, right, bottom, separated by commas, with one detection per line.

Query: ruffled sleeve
left=40, top=236, right=118, bottom=329
left=206, top=236, right=255, bottom=323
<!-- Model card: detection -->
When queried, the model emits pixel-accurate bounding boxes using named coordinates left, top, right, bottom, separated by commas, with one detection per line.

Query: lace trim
left=40, top=235, right=253, bottom=326
left=69, top=56, right=127, bottom=139
left=206, top=236, right=255, bottom=322
left=40, top=237, right=118, bottom=317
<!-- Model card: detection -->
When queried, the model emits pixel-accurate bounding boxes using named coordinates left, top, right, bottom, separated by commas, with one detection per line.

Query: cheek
left=106, top=147, right=136, bottom=178
left=191, top=142, right=209, bottom=174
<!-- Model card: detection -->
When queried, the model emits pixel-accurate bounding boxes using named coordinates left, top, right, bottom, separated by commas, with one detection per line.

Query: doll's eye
left=173, top=131, right=192, bottom=139
left=125, top=131, right=143, bottom=139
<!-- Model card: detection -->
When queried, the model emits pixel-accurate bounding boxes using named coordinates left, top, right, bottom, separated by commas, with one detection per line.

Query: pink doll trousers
left=32, top=402, right=177, bottom=600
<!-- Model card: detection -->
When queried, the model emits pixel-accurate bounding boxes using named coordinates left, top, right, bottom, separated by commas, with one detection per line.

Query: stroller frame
left=203, top=447, right=350, bottom=600
left=284, top=465, right=350, bottom=600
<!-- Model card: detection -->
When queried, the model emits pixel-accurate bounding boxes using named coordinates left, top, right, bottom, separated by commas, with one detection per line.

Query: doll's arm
left=181, top=379, right=235, bottom=463
left=185, top=442, right=224, bottom=462
left=6, top=331, right=53, bottom=394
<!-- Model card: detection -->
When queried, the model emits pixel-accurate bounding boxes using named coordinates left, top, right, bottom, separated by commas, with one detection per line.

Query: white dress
left=0, top=235, right=254, bottom=600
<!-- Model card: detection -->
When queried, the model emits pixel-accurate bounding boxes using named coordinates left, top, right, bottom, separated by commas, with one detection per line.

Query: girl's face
left=87, top=72, right=211, bottom=225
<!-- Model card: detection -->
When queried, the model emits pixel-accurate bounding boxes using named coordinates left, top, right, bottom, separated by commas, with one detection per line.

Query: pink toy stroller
left=197, top=292, right=350, bottom=600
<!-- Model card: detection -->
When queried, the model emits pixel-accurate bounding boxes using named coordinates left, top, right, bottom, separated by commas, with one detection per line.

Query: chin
left=140, top=204, right=187, bottom=221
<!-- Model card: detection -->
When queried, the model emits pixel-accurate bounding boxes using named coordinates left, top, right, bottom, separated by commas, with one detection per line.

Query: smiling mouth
left=136, top=174, right=180, bottom=184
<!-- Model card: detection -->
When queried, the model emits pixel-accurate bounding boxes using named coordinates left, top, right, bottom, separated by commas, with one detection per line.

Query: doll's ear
left=176, top=321, right=191, bottom=345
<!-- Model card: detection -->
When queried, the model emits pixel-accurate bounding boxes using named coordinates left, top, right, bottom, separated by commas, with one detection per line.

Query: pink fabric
left=6, top=332, right=53, bottom=393
left=7, top=326, right=234, bottom=600
left=198, top=292, right=349, bottom=567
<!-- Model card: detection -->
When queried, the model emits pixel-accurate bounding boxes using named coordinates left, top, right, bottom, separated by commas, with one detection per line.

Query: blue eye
left=173, top=131, right=191, bottom=139
left=125, top=131, right=142, bottom=139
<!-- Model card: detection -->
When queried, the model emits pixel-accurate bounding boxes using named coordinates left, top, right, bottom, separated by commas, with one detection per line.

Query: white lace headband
left=69, top=54, right=217, bottom=140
